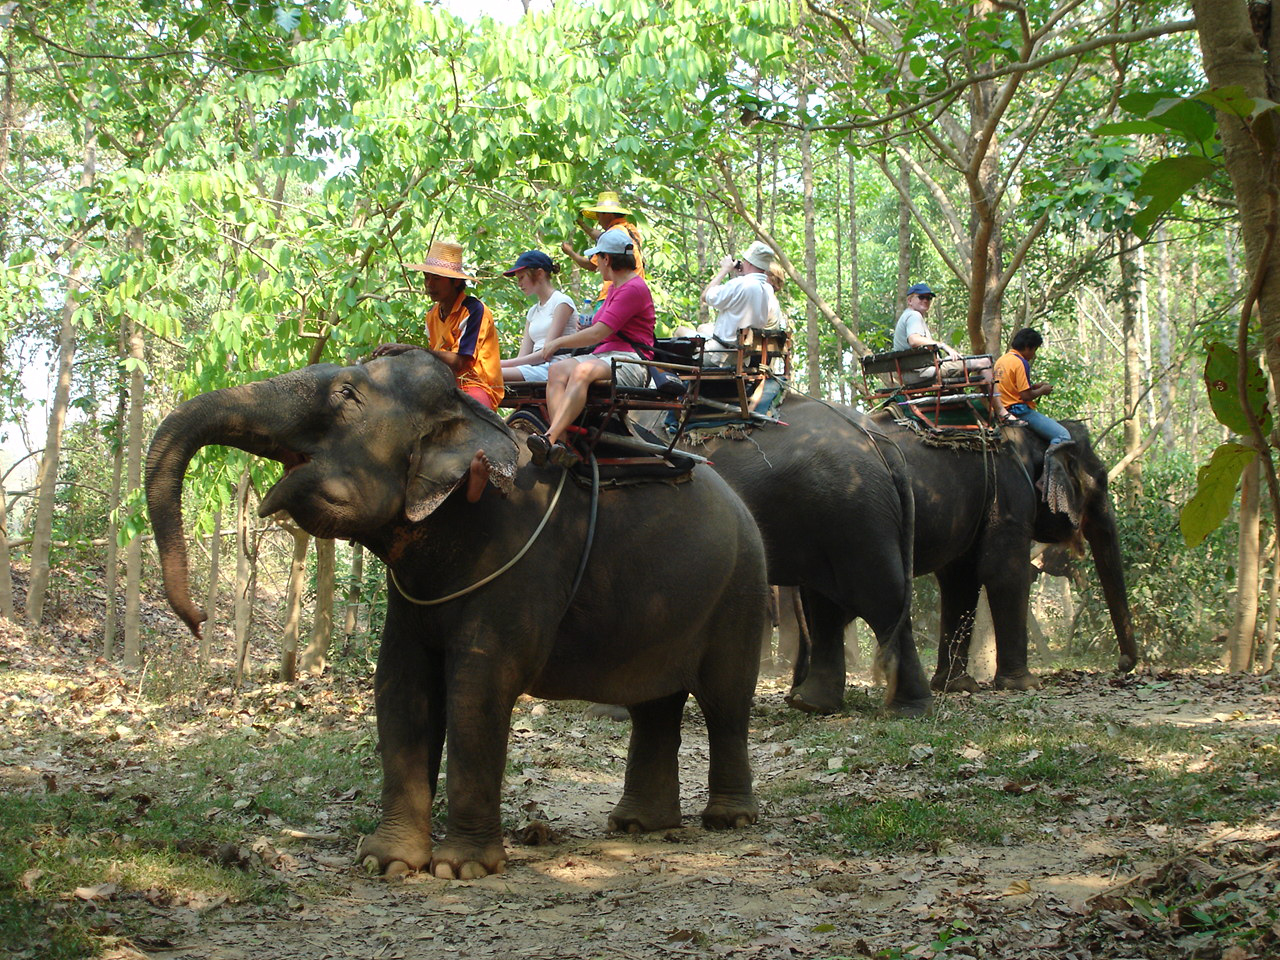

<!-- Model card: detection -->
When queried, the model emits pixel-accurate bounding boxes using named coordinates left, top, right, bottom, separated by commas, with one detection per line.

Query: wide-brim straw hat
left=406, top=240, right=476, bottom=281
left=581, top=190, right=631, bottom=219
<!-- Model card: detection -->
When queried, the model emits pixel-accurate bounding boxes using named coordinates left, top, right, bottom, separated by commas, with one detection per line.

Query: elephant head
left=145, top=352, right=519, bottom=636
left=1030, top=422, right=1138, bottom=673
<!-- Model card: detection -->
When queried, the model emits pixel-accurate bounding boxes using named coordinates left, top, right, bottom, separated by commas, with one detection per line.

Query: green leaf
left=1204, top=341, right=1273, bottom=436
left=1180, top=443, right=1257, bottom=548
left=1131, top=155, right=1215, bottom=238
left=1094, top=120, right=1170, bottom=137
left=1195, top=85, right=1280, bottom=121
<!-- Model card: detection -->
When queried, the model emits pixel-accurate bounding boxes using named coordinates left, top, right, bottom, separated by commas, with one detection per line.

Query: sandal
left=548, top=441, right=578, bottom=469
left=1000, top=413, right=1026, bottom=427
left=526, top=433, right=551, bottom=467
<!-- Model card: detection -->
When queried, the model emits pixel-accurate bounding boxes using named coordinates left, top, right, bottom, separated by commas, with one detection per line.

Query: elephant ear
left=405, top=392, right=519, bottom=523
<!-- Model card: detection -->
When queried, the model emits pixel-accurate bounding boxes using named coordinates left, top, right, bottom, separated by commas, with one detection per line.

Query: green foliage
left=1202, top=341, right=1272, bottom=437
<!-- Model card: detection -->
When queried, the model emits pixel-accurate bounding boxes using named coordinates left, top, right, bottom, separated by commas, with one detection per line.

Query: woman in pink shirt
left=526, top=228, right=655, bottom=468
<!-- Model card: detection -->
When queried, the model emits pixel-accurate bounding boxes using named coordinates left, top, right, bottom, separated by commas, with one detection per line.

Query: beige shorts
left=556, top=351, right=649, bottom=388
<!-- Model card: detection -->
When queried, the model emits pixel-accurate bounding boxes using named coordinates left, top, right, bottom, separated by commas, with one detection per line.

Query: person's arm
left=553, top=301, right=577, bottom=339
left=560, top=241, right=597, bottom=271
left=702, top=255, right=737, bottom=303
left=430, top=349, right=471, bottom=374
left=906, top=324, right=959, bottom=359
left=537, top=321, right=611, bottom=362
left=501, top=327, right=538, bottom=367
left=371, top=342, right=425, bottom=358
left=1020, top=381, right=1053, bottom=401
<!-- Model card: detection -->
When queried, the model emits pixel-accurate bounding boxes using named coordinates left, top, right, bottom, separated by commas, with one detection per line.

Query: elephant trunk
left=1082, top=502, right=1139, bottom=672
left=145, top=370, right=325, bottom=637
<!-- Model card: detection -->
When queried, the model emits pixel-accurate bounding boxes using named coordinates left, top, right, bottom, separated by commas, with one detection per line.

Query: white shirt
left=892, top=307, right=929, bottom=352
left=704, top=272, right=779, bottom=348
left=524, top=291, right=577, bottom=352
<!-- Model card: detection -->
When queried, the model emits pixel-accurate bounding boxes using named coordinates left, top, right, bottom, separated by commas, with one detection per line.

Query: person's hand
left=1038, top=382, right=1054, bottom=396
left=560, top=240, right=576, bottom=256
left=720, top=254, right=738, bottom=273
left=371, top=343, right=421, bottom=359
left=944, top=345, right=961, bottom=360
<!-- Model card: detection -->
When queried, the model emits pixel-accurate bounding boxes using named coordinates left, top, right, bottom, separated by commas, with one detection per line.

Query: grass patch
left=822, top=796, right=1011, bottom=852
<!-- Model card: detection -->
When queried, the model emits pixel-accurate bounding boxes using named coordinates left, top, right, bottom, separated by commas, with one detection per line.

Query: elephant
left=793, top=414, right=1138, bottom=708
left=645, top=393, right=930, bottom=717
left=145, top=351, right=770, bottom=880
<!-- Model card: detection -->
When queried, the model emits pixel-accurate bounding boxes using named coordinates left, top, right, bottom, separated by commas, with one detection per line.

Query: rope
left=567, top=452, right=599, bottom=602
left=389, top=468, right=568, bottom=606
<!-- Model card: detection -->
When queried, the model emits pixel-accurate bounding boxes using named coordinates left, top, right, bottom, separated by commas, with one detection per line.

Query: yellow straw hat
left=580, top=190, right=631, bottom=220
left=406, top=240, right=476, bottom=281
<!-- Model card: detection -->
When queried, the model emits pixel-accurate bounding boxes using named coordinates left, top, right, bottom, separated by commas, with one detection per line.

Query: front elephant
left=795, top=414, right=1137, bottom=706
left=146, top=352, right=769, bottom=879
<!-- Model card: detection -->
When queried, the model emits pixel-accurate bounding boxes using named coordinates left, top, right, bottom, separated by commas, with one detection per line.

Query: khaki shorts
left=556, top=351, right=649, bottom=388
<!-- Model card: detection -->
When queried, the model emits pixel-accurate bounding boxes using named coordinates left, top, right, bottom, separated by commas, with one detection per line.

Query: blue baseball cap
left=503, top=250, right=555, bottom=276
left=584, top=228, right=634, bottom=258
left=906, top=282, right=935, bottom=298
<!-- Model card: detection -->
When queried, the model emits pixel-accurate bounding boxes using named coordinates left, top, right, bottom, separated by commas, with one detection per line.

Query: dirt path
left=4, top=621, right=1279, bottom=960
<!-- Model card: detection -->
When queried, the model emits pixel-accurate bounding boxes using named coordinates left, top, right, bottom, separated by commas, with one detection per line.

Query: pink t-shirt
left=593, top=275, right=655, bottom=358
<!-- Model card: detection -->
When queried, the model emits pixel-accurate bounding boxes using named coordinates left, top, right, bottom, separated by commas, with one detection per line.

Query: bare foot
left=466, top=449, right=491, bottom=503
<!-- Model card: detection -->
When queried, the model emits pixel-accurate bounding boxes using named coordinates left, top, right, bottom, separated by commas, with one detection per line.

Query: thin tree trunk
left=0, top=481, right=12, bottom=620
left=896, top=155, right=911, bottom=309
left=102, top=371, right=126, bottom=656
left=848, top=144, right=859, bottom=340
left=1229, top=452, right=1261, bottom=671
left=300, top=537, right=335, bottom=675
left=344, top=542, right=364, bottom=637
left=234, top=465, right=253, bottom=686
left=121, top=228, right=147, bottom=669
left=1156, top=225, right=1175, bottom=451
left=1120, top=232, right=1144, bottom=503
left=1262, top=538, right=1279, bottom=673
left=800, top=86, right=819, bottom=395
left=1136, top=241, right=1153, bottom=426
left=26, top=124, right=94, bottom=624
left=203, top=509, right=221, bottom=671
left=696, top=199, right=709, bottom=326
left=280, top=525, right=309, bottom=682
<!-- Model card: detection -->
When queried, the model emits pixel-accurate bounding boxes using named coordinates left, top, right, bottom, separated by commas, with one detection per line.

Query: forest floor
left=2, top=602, right=1280, bottom=960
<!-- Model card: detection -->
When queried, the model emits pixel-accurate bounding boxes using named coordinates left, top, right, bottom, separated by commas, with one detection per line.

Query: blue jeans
left=1010, top=403, right=1071, bottom=447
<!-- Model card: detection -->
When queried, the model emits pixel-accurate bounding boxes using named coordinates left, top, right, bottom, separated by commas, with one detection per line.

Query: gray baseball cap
left=584, top=228, right=635, bottom=258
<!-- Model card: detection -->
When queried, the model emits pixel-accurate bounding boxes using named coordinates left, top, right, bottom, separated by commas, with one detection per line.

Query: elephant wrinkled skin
left=146, top=352, right=769, bottom=880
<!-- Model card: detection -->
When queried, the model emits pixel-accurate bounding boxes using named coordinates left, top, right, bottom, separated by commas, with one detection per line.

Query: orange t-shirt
left=425, top=294, right=503, bottom=409
left=993, top=349, right=1034, bottom=410
left=592, top=220, right=645, bottom=301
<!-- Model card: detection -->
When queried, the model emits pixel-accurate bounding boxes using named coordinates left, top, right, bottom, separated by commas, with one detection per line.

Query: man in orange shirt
left=375, top=240, right=504, bottom=412
left=561, top=191, right=645, bottom=312
left=993, top=328, right=1072, bottom=448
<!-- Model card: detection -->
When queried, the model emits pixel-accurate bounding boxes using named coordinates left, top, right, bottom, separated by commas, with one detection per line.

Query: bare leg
left=466, top=449, right=490, bottom=503
left=547, top=359, right=608, bottom=444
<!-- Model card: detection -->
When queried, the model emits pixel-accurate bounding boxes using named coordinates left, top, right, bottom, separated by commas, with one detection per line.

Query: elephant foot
left=930, top=671, right=981, bottom=693
left=994, top=670, right=1040, bottom=691
left=701, top=796, right=758, bottom=830
left=357, top=826, right=432, bottom=877
left=785, top=679, right=844, bottom=715
left=607, top=797, right=681, bottom=834
left=886, top=694, right=933, bottom=718
left=429, top=839, right=508, bottom=880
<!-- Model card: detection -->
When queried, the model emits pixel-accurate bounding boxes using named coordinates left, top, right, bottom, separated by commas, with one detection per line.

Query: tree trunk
left=121, top=231, right=147, bottom=669
left=26, top=124, right=94, bottom=624
left=1262, top=538, right=1279, bottom=673
left=1120, top=232, right=1144, bottom=503
left=696, top=199, right=709, bottom=326
left=0, top=479, right=13, bottom=620
left=344, top=542, right=364, bottom=637
left=102, top=371, right=126, bottom=657
left=300, top=537, right=335, bottom=675
left=1156, top=225, right=1175, bottom=451
left=280, top=525, right=309, bottom=683
left=234, top=465, right=253, bottom=686
left=1136, top=241, right=1154, bottom=425
left=1193, top=1, right=1280, bottom=473
left=896, top=155, right=911, bottom=309
left=848, top=144, right=860, bottom=340
left=1229, top=451, right=1261, bottom=671
left=203, top=509, right=221, bottom=671
left=800, top=86, right=820, bottom=395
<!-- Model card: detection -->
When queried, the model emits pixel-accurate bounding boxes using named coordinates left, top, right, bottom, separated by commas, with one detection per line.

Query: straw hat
left=406, top=240, right=475, bottom=281
left=580, top=191, right=631, bottom=219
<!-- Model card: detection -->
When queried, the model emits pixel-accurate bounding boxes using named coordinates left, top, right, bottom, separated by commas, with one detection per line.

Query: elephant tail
left=876, top=446, right=917, bottom=707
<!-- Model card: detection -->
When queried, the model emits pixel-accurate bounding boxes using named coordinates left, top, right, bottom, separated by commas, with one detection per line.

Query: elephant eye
left=331, top=382, right=360, bottom=408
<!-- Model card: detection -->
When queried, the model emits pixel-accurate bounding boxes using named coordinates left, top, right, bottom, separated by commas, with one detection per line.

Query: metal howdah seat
left=860, top=345, right=997, bottom=431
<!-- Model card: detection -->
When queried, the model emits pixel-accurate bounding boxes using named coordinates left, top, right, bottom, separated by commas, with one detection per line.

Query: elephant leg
left=860, top=577, right=931, bottom=718
left=787, top=589, right=847, bottom=714
left=431, top=640, right=527, bottom=880
left=985, top=548, right=1040, bottom=691
left=931, top=565, right=982, bottom=693
left=357, top=619, right=444, bottom=877
left=696, top=651, right=759, bottom=830
left=609, top=691, right=688, bottom=833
